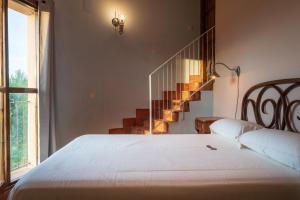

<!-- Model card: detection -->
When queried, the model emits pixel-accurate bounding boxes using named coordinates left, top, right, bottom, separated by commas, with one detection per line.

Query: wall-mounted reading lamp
left=112, top=12, right=125, bottom=35
left=210, top=62, right=241, bottom=80
left=210, top=62, right=241, bottom=119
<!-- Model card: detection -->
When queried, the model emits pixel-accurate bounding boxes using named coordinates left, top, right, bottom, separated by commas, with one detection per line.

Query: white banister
left=148, top=26, right=215, bottom=134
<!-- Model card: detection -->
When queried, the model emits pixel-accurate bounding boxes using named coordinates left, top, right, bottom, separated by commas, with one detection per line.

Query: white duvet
left=9, top=134, right=300, bottom=200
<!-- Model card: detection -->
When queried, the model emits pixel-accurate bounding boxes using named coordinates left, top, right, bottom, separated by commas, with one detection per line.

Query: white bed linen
left=9, top=134, right=300, bottom=200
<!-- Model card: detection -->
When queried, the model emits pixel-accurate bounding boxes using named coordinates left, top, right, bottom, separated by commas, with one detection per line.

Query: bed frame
left=241, top=78, right=300, bottom=133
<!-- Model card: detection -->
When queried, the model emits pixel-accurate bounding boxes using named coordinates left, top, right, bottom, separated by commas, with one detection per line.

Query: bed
left=9, top=79, right=300, bottom=200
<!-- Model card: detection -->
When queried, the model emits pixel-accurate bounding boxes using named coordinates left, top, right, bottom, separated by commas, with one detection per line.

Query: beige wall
left=214, top=0, right=300, bottom=119
left=54, top=0, right=201, bottom=147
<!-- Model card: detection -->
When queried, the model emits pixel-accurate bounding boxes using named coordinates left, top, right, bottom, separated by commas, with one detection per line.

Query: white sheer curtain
left=38, top=0, right=56, bottom=161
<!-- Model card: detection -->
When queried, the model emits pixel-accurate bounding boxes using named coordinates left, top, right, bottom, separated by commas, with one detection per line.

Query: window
left=7, top=0, right=38, bottom=180
left=182, top=59, right=203, bottom=83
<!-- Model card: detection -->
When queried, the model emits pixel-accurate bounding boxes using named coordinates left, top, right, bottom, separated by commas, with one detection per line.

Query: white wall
left=214, top=0, right=300, bottom=119
left=54, top=0, right=201, bottom=148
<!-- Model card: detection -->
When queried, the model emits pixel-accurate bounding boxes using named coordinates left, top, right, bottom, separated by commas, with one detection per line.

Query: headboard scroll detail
left=241, top=78, right=300, bottom=133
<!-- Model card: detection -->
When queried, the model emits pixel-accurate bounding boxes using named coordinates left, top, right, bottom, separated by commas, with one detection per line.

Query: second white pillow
left=210, top=118, right=263, bottom=141
left=239, top=128, right=300, bottom=171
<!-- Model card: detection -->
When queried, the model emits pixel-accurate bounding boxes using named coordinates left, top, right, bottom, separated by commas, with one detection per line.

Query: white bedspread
left=9, top=134, right=300, bottom=200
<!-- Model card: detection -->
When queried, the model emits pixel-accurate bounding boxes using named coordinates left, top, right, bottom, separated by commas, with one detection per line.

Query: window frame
left=2, top=0, right=39, bottom=184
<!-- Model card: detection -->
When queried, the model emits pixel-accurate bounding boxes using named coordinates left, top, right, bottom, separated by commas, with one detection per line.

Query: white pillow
left=239, top=128, right=300, bottom=171
left=210, top=118, right=262, bottom=141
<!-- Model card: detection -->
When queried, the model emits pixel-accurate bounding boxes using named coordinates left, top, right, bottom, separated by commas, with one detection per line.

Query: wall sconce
left=112, top=12, right=125, bottom=35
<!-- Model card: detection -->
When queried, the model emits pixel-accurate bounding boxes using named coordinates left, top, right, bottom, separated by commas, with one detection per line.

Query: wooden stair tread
left=143, top=119, right=168, bottom=132
left=152, top=99, right=172, bottom=109
left=136, top=108, right=149, bottom=126
left=162, top=109, right=179, bottom=122
left=163, top=90, right=201, bottom=101
left=172, top=100, right=190, bottom=112
left=131, top=125, right=167, bottom=134
left=177, top=82, right=202, bottom=91
left=152, top=100, right=190, bottom=113
left=130, top=126, right=148, bottom=134
left=123, top=117, right=136, bottom=128
left=109, top=128, right=131, bottom=134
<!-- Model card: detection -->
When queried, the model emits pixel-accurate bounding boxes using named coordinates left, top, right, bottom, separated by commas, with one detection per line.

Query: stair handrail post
left=149, top=74, right=152, bottom=134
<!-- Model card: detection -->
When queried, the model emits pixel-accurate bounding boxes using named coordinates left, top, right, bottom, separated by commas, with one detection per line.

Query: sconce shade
left=120, top=15, right=125, bottom=21
left=210, top=70, right=220, bottom=80
left=112, top=17, right=119, bottom=27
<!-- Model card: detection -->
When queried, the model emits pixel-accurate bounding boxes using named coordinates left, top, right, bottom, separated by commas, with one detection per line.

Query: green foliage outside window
left=10, top=70, right=28, bottom=170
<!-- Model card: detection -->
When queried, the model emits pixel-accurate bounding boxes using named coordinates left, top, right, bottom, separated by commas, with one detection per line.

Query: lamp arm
left=211, top=62, right=241, bottom=120
left=214, top=62, right=240, bottom=77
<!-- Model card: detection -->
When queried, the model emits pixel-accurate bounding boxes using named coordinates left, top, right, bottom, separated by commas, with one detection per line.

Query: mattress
left=9, top=134, right=300, bottom=200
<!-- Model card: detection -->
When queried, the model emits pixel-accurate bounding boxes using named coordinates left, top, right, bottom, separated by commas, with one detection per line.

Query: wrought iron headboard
left=241, top=78, right=300, bottom=133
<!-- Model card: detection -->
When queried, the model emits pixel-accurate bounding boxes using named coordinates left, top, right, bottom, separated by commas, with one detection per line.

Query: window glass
left=8, top=6, right=37, bottom=88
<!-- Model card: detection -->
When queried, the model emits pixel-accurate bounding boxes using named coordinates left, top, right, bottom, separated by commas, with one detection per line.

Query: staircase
left=109, top=26, right=215, bottom=134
